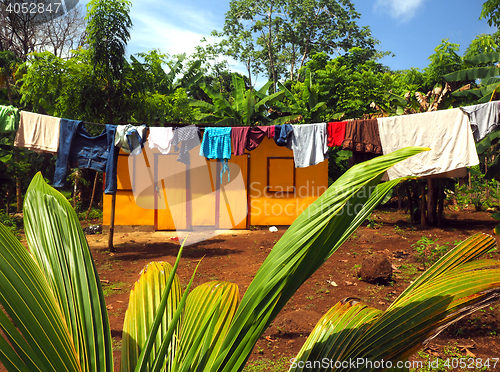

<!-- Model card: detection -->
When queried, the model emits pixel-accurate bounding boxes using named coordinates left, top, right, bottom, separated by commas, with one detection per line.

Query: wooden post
left=427, top=178, right=435, bottom=225
left=396, top=186, right=402, bottom=211
left=421, top=183, right=427, bottom=228
left=86, top=171, right=99, bottom=220
left=14, top=149, right=22, bottom=212
left=108, top=192, right=116, bottom=252
left=406, top=184, right=414, bottom=223
left=437, top=179, right=445, bottom=228
left=485, top=158, right=490, bottom=200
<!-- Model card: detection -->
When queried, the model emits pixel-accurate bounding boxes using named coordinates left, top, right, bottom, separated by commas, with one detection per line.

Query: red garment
left=327, top=121, right=347, bottom=147
left=231, top=127, right=250, bottom=155
left=260, top=125, right=274, bottom=139
left=246, top=127, right=267, bottom=151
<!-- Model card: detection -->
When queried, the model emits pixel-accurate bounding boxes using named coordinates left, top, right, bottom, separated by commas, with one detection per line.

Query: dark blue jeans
left=274, top=124, right=293, bottom=146
left=53, top=119, right=118, bottom=194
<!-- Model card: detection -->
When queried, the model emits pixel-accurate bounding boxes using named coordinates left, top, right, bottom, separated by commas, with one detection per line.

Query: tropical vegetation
left=0, top=147, right=500, bottom=372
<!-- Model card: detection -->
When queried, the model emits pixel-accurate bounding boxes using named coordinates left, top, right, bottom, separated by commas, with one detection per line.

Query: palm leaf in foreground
left=0, top=172, right=112, bottom=372
left=211, top=147, right=429, bottom=372
left=291, top=233, right=500, bottom=371
left=121, top=261, right=239, bottom=372
left=121, top=261, right=182, bottom=372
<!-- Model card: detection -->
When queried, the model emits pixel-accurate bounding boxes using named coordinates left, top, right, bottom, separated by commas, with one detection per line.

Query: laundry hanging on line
left=200, top=126, right=232, bottom=182
left=377, top=108, right=479, bottom=180
left=286, top=123, right=329, bottom=168
left=0, top=105, right=20, bottom=133
left=53, top=120, right=119, bottom=194
left=115, top=124, right=148, bottom=155
left=14, top=111, right=61, bottom=153
left=9, top=99, right=500, bottom=189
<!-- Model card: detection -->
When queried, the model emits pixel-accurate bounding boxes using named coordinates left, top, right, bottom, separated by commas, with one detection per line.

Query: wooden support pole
left=437, top=179, right=445, bottom=228
left=108, top=192, right=116, bottom=252
left=86, top=171, right=99, bottom=220
left=421, top=183, right=427, bottom=228
left=427, top=178, right=437, bottom=225
left=406, top=184, right=414, bottom=223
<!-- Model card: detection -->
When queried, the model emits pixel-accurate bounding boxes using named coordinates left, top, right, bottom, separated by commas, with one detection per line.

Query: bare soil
left=8, top=207, right=500, bottom=371
left=79, top=206, right=500, bottom=371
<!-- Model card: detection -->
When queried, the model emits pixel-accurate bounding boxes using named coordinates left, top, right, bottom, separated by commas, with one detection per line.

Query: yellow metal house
left=103, top=136, right=328, bottom=231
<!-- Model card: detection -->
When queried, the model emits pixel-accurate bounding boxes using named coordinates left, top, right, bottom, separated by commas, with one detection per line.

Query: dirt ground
left=73, top=205, right=500, bottom=372
left=4, top=205, right=499, bottom=372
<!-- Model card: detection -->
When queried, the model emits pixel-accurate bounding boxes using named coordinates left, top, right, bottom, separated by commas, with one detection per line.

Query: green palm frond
left=291, top=234, right=500, bottom=371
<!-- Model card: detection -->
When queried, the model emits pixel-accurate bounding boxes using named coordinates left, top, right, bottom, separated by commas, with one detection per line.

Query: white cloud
left=129, top=12, right=206, bottom=56
left=126, top=0, right=220, bottom=56
left=373, top=0, right=427, bottom=22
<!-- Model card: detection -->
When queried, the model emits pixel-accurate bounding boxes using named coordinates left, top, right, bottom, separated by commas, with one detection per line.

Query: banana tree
left=188, top=73, right=299, bottom=126
left=443, top=52, right=500, bottom=104
left=277, top=69, right=344, bottom=123
left=0, top=147, right=500, bottom=372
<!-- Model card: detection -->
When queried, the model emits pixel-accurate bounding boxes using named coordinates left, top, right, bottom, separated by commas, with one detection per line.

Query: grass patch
left=243, top=356, right=291, bottom=372
left=102, top=281, right=129, bottom=297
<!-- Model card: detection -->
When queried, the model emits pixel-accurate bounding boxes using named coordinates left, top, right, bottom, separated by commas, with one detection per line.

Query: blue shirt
left=53, top=120, right=119, bottom=194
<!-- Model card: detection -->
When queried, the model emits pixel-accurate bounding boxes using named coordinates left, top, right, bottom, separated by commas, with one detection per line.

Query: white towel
left=14, top=111, right=61, bottom=153
left=147, top=127, right=174, bottom=154
left=287, top=123, right=329, bottom=168
left=377, top=109, right=479, bottom=180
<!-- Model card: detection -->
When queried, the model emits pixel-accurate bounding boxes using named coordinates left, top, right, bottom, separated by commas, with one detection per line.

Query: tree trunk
left=296, top=11, right=319, bottom=81
left=266, top=3, right=277, bottom=93
left=406, top=184, right=414, bottom=223
left=6, top=188, right=10, bottom=215
left=107, top=80, right=116, bottom=251
left=296, top=45, right=309, bottom=82
left=421, top=183, right=427, bottom=228
left=8, top=77, right=22, bottom=213
left=14, top=149, right=22, bottom=212
left=246, top=57, right=252, bottom=88
left=86, top=171, right=99, bottom=220
left=427, top=178, right=435, bottom=225
left=72, top=169, right=81, bottom=209
left=5, top=75, right=13, bottom=106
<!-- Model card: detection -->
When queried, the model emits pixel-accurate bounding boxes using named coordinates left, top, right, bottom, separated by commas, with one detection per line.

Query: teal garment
left=0, top=105, right=19, bottom=133
left=200, top=127, right=232, bottom=182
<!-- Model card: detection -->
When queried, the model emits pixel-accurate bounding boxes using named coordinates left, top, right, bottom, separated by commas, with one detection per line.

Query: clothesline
left=2, top=101, right=500, bottom=188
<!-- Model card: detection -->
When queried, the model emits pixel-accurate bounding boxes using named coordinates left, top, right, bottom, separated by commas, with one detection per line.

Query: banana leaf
left=443, top=67, right=500, bottom=82
left=464, top=52, right=500, bottom=67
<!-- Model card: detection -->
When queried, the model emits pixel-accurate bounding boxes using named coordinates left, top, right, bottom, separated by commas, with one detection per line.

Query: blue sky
left=80, top=0, right=495, bottom=74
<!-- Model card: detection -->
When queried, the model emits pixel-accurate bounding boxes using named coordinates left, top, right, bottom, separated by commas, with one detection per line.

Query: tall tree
left=0, top=1, right=86, bottom=59
left=85, top=0, right=132, bottom=124
left=221, top=0, right=377, bottom=90
left=423, top=39, right=462, bottom=90
left=481, top=0, right=500, bottom=29
left=463, top=32, right=500, bottom=60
